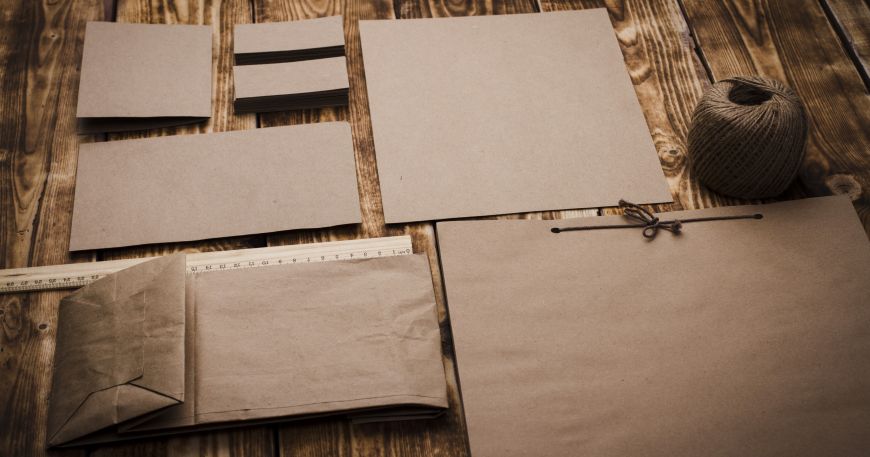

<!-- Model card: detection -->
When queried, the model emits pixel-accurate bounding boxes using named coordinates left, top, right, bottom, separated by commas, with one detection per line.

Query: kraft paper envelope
left=69, top=122, right=361, bottom=251
left=437, top=196, right=870, bottom=456
left=359, top=10, right=672, bottom=223
left=233, top=57, right=349, bottom=113
left=48, top=253, right=448, bottom=446
left=234, top=16, right=345, bottom=65
left=76, top=22, right=212, bottom=133
left=47, top=254, right=187, bottom=447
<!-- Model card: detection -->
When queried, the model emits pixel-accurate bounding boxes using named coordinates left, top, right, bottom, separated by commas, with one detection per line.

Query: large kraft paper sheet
left=69, top=123, right=361, bottom=251
left=76, top=22, right=212, bottom=133
left=437, top=196, right=870, bottom=456
left=48, top=254, right=448, bottom=446
left=359, top=10, right=671, bottom=223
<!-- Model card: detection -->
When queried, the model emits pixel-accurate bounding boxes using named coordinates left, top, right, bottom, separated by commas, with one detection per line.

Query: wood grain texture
left=822, top=0, right=870, bottom=88
left=4, top=0, right=867, bottom=456
left=681, top=0, right=870, bottom=235
left=394, top=0, right=538, bottom=18
left=0, top=1, right=102, bottom=456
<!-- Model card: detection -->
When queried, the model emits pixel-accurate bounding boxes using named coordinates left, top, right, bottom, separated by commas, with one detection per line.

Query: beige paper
left=76, top=22, right=212, bottom=133
left=437, top=196, right=870, bottom=456
left=234, top=16, right=345, bottom=65
left=233, top=57, right=349, bottom=112
left=47, top=254, right=187, bottom=447
left=359, top=10, right=671, bottom=223
left=69, top=123, right=360, bottom=251
left=48, top=254, right=448, bottom=446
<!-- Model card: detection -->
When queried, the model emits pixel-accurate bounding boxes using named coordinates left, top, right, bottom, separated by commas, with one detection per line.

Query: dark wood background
left=1, top=0, right=868, bottom=456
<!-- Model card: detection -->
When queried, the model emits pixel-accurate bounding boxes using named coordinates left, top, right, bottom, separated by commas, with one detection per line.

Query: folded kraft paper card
left=76, top=22, right=212, bottom=133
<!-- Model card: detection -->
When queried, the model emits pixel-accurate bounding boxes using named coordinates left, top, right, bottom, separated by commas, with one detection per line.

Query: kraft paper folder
left=234, top=16, right=345, bottom=65
left=359, top=10, right=672, bottom=223
left=47, top=253, right=448, bottom=447
left=437, top=196, right=870, bottom=456
left=76, top=22, right=212, bottom=133
left=233, top=57, right=349, bottom=113
left=69, top=122, right=361, bottom=251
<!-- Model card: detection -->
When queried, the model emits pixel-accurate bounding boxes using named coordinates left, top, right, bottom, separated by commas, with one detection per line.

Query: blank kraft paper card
left=359, top=10, right=671, bottom=223
left=69, top=123, right=360, bottom=250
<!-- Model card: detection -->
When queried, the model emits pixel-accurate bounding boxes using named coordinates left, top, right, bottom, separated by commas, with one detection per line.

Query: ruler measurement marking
left=0, top=237, right=413, bottom=294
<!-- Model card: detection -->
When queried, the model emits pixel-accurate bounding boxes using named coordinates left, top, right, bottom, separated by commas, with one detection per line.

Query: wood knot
left=825, top=174, right=862, bottom=201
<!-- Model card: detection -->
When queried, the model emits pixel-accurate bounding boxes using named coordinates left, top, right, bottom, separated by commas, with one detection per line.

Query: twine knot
left=550, top=200, right=762, bottom=238
left=619, top=200, right=682, bottom=239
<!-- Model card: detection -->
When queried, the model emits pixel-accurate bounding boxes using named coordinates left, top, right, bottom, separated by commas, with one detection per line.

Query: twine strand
left=551, top=200, right=762, bottom=239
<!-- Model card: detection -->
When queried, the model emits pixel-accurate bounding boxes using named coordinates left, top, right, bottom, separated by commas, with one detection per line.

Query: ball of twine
left=688, top=76, right=808, bottom=199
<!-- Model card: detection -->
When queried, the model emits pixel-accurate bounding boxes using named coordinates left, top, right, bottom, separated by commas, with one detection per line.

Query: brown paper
left=359, top=10, right=672, bottom=223
left=437, top=196, right=870, bottom=456
left=234, top=16, right=345, bottom=65
left=69, top=123, right=361, bottom=251
left=47, top=254, right=187, bottom=447
left=233, top=57, right=349, bottom=113
left=48, top=254, right=448, bottom=446
left=76, top=22, right=212, bottom=133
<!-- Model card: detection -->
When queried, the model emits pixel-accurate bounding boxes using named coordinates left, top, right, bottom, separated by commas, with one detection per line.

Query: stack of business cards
left=234, top=15, right=344, bottom=65
left=233, top=16, right=349, bottom=113
left=233, top=57, right=349, bottom=113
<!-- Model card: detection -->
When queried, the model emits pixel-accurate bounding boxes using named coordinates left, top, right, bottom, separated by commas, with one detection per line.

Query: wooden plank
left=822, top=0, right=870, bottom=89
left=90, top=2, right=274, bottom=457
left=541, top=0, right=749, bottom=215
left=0, top=0, right=104, bottom=456
left=394, top=0, right=538, bottom=18
left=681, top=0, right=870, bottom=235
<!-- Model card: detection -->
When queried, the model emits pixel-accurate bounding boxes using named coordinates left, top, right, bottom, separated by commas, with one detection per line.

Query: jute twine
left=688, top=76, right=807, bottom=199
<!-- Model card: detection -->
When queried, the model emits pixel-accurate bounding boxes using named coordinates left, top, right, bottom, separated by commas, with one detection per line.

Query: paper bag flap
left=47, top=254, right=187, bottom=446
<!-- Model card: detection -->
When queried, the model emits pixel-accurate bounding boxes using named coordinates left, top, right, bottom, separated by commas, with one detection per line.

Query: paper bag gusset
left=47, top=254, right=186, bottom=446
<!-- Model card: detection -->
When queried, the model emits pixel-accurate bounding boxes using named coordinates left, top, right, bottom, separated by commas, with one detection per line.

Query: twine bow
left=619, top=199, right=682, bottom=239
left=550, top=200, right=763, bottom=239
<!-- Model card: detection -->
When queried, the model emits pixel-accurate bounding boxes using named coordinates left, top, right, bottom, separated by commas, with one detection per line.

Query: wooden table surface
left=1, top=0, right=868, bottom=456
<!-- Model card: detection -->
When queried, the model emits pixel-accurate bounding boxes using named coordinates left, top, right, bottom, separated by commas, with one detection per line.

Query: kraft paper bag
left=48, top=253, right=448, bottom=446
left=69, top=122, right=361, bottom=251
left=437, top=196, right=870, bottom=456
left=359, top=10, right=672, bottom=223
left=47, top=254, right=187, bottom=447
left=76, top=22, right=212, bottom=133
left=233, top=57, right=349, bottom=113
left=234, top=15, right=345, bottom=65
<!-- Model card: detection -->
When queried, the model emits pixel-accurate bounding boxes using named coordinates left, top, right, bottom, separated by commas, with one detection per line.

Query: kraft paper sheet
left=437, top=196, right=870, bottom=456
left=69, top=123, right=361, bottom=251
left=359, top=10, right=672, bottom=223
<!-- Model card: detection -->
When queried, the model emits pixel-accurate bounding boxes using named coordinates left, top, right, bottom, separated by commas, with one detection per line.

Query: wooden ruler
left=0, top=236, right=413, bottom=294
